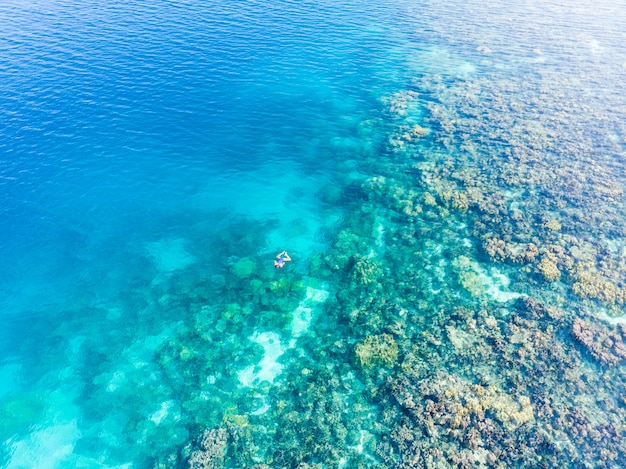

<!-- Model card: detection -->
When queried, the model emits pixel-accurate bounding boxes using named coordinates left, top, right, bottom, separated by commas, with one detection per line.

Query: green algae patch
left=231, top=257, right=257, bottom=279
left=0, top=391, right=46, bottom=436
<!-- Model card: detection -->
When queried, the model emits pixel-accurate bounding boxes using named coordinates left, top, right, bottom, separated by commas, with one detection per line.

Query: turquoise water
left=1, top=0, right=626, bottom=467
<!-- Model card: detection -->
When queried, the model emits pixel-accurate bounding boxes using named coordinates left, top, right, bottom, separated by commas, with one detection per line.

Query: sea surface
left=1, top=0, right=626, bottom=467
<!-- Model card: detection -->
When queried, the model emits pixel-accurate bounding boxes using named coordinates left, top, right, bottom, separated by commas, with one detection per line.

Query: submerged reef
left=171, top=10, right=626, bottom=467
left=572, top=318, right=626, bottom=366
left=179, top=180, right=626, bottom=468
left=355, top=334, right=399, bottom=370
left=409, top=66, right=626, bottom=309
left=189, top=427, right=229, bottom=469
left=379, top=297, right=625, bottom=468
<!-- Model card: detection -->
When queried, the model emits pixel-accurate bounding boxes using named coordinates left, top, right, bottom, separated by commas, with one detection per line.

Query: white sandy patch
left=455, top=256, right=523, bottom=303
left=289, top=284, right=329, bottom=344
left=146, top=238, right=195, bottom=273
left=150, top=400, right=179, bottom=425
left=239, top=281, right=329, bottom=395
left=605, top=237, right=626, bottom=256
left=478, top=266, right=523, bottom=303
left=7, top=420, right=80, bottom=469
left=597, top=310, right=626, bottom=325
left=291, top=305, right=313, bottom=339
left=238, top=332, right=285, bottom=387
left=250, top=396, right=271, bottom=415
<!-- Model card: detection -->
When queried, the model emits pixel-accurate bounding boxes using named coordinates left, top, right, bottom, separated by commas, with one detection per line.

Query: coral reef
left=385, top=90, right=420, bottom=117
left=173, top=7, right=626, bottom=467
left=350, top=255, right=381, bottom=286
left=389, top=124, right=431, bottom=149
left=390, top=371, right=537, bottom=466
left=188, top=427, right=229, bottom=469
left=571, top=262, right=625, bottom=305
left=537, top=255, right=560, bottom=281
left=572, top=318, right=626, bottom=366
left=354, top=334, right=399, bottom=370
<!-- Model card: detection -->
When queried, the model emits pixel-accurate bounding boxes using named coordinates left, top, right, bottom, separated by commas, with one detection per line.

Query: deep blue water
left=1, top=0, right=626, bottom=467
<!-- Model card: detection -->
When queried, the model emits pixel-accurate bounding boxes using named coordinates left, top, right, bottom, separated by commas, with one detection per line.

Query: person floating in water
left=274, top=250, right=291, bottom=269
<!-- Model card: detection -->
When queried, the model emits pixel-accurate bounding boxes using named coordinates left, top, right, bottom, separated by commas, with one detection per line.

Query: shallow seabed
left=1, top=0, right=626, bottom=467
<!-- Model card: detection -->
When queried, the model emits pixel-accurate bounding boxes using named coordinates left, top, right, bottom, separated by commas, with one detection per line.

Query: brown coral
left=537, top=256, right=560, bottom=281
left=572, top=318, right=626, bottom=366
left=188, top=427, right=229, bottom=469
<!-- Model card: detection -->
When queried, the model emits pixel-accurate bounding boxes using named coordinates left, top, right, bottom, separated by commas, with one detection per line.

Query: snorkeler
left=274, top=250, right=292, bottom=268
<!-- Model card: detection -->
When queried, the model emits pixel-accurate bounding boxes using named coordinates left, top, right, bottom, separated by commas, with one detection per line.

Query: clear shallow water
left=1, top=0, right=626, bottom=467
